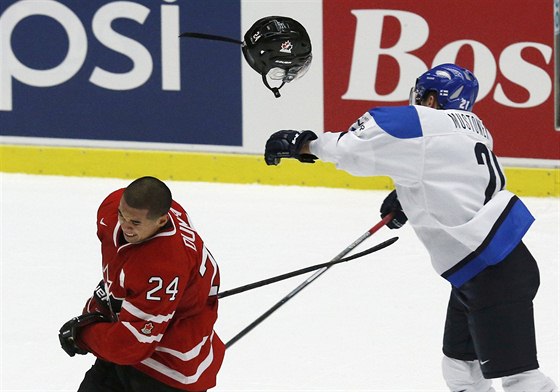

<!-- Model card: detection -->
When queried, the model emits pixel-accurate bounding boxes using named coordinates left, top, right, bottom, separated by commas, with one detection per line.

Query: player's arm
left=265, top=108, right=423, bottom=182
left=60, top=278, right=124, bottom=357
left=59, top=313, right=111, bottom=357
left=76, top=261, right=190, bottom=364
left=263, top=111, right=370, bottom=166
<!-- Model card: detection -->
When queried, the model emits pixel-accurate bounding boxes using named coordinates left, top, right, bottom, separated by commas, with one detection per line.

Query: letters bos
left=342, top=9, right=552, bottom=109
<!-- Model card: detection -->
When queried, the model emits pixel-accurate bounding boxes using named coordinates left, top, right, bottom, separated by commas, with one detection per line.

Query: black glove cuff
left=380, top=190, right=408, bottom=229
left=294, top=131, right=318, bottom=163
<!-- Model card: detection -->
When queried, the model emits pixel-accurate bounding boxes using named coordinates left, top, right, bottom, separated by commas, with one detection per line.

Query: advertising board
left=0, top=0, right=242, bottom=146
left=323, top=0, right=559, bottom=159
left=554, top=0, right=560, bottom=131
left=1, top=1, right=558, bottom=165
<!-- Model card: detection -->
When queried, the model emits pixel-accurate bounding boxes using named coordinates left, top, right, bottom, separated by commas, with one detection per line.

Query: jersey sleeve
left=309, top=106, right=425, bottom=184
left=96, top=189, right=123, bottom=243
left=77, top=248, right=193, bottom=365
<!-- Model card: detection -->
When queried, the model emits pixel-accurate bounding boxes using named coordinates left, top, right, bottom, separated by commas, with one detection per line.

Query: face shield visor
left=409, top=78, right=423, bottom=105
left=266, top=54, right=312, bottom=83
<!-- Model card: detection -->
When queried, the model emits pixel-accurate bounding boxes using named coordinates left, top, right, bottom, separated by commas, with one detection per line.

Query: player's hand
left=264, top=130, right=318, bottom=165
left=380, top=190, right=408, bottom=229
left=83, top=280, right=121, bottom=320
left=59, top=313, right=110, bottom=357
left=83, top=280, right=110, bottom=315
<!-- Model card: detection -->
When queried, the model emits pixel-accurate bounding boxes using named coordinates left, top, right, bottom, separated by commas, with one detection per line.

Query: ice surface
left=1, top=173, right=558, bottom=391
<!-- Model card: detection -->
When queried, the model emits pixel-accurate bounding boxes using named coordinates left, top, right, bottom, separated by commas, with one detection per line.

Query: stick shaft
left=225, top=214, right=393, bottom=349
left=179, top=32, right=242, bottom=45
left=218, top=236, right=397, bottom=299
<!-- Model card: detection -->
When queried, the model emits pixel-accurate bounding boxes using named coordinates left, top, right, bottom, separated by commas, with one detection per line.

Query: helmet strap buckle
left=262, top=73, right=285, bottom=98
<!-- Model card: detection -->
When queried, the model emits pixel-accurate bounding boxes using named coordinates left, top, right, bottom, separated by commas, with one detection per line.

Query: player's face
left=117, top=198, right=168, bottom=244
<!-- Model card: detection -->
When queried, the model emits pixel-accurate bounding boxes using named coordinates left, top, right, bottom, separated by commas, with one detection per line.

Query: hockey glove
left=264, top=130, right=318, bottom=165
left=380, top=190, right=408, bottom=229
left=59, top=312, right=110, bottom=357
left=83, top=280, right=121, bottom=320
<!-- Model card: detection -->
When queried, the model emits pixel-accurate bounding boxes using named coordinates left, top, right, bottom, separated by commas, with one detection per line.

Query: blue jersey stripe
left=444, top=197, right=535, bottom=287
left=368, top=106, right=423, bottom=139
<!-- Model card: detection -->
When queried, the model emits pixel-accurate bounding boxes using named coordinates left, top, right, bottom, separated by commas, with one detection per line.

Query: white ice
left=1, top=173, right=558, bottom=391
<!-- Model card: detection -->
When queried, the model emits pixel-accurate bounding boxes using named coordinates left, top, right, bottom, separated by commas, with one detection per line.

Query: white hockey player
left=264, top=63, right=558, bottom=392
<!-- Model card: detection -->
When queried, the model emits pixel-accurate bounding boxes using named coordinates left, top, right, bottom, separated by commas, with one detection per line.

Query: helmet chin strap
left=262, top=73, right=285, bottom=98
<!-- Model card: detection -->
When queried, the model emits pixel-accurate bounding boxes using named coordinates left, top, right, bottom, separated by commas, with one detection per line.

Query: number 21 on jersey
left=475, top=142, right=505, bottom=204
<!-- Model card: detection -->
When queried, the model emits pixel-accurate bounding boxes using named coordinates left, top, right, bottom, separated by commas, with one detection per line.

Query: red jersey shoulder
left=168, top=201, right=204, bottom=252
left=97, top=189, right=123, bottom=241
left=98, top=189, right=123, bottom=216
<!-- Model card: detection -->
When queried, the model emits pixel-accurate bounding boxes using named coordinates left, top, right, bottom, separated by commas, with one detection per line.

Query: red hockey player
left=59, top=176, right=225, bottom=391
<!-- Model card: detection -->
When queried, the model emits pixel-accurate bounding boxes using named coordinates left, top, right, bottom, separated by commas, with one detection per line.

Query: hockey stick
left=179, top=32, right=242, bottom=45
left=225, top=213, right=394, bottom=349
left=218, top=236, right=398, bottom=299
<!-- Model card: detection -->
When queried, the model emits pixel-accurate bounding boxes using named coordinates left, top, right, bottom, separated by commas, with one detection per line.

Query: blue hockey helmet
left=410, top=63, right=479, bottom=111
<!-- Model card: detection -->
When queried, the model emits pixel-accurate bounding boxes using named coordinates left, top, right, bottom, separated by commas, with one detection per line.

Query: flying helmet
left=410, top=63, right=479, bottom=111
left=242, top=16, right=312, bottom=97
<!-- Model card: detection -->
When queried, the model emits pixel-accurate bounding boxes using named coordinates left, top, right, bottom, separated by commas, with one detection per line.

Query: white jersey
left=309, top=105, right=534, bottom=287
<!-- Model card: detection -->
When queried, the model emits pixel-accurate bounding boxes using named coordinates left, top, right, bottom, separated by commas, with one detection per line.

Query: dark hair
left=123, top=176, right=172, bottom=219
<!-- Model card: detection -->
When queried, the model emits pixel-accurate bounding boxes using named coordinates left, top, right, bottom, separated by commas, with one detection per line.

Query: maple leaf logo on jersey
left=141, top=322, right=154, bottom=335
left=280, top=40, right=293, bottom=53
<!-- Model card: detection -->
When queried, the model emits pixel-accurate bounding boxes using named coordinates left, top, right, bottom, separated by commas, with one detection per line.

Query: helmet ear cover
left=242, top=16, right=312, bottom=97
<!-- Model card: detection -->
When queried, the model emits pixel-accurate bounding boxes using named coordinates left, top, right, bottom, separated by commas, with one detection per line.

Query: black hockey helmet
left=242, top=16, right=312, bottom=97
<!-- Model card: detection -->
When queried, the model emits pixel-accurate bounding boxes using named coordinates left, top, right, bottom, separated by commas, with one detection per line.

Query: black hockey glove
left=380, top=190, right=408, bottom=229
left=264, top=130, right=318, bottom=166
left=92, top=279, right=111, bottom=313
left=88, top=279, right=121, bottom=320
left=59, top=313, right=111, bottom=357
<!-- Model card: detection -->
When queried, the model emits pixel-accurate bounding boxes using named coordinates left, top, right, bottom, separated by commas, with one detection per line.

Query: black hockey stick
left=225, top=213, right=395, bottom=349
left=179, top=32, right=242, bottom=45
left=218, top=236, right=398, bottom=299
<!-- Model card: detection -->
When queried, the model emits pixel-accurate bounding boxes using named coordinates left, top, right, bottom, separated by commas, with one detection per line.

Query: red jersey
left=78, top=189, right=225, bottom=391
